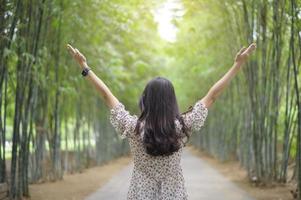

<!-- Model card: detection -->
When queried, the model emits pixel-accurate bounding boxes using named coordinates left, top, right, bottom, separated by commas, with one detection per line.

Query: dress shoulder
left=109, top=102, right=138, bottom=139
left=181, top=100, right=208, bottom=132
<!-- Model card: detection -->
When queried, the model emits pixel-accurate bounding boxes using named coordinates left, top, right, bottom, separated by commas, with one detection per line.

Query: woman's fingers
left=66, top=44, right=87, bottom=68
left=243, top=43, right=256, bottom=55
left=67, top=44, right=81, bottom=62
left=238, top=47, right=246, bottom=55
left=234, top=43, right=256, bottom=64
left=250, top=42, right=257, bottom=50
left=67, top=45, right=80, bottom=61
left=67, top=44, right=83, bottom=58
left=75, top=48, right=84, bottom=57
left=67, top=44, right=76, bottom=55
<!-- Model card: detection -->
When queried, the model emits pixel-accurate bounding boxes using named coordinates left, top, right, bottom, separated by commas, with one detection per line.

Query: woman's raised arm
left=67, top=44, right=119, bottom=109
left=200, top=43, right=256, bottom=108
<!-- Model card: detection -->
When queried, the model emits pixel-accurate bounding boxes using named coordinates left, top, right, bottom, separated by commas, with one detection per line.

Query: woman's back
left=110, top=100, right=208, bottom=200
left=67, top=42, right=256, bottom=200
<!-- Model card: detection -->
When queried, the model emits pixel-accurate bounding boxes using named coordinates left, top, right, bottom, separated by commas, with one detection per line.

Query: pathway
left=85, top=150, right=255, bottom=200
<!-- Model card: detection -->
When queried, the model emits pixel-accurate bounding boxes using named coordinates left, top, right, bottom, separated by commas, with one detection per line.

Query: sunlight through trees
left=0, top=0, right=300, bottom=199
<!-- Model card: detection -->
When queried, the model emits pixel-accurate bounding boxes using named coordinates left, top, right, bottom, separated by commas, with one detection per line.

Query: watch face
left=82, top=70, right=88, bottom=76
left=82, top=68, right=90, bottom=76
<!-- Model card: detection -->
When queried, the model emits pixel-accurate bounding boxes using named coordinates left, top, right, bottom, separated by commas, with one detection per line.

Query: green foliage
left=0, top=0, right=300, bottom=198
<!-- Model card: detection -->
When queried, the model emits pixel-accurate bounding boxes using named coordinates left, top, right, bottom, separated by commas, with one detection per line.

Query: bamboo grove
left=167, top=0, right=301, bottom=197
left=0, top=0, right=301, bottom=199
left=0, top=0, right=164, bottom=199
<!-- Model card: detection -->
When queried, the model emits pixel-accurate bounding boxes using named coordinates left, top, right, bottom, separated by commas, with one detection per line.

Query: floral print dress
left=110, top=100, right=208, bottom=200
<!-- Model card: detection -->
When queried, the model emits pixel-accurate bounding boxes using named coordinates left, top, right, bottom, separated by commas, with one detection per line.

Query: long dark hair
left=135, top=77, right=189, bottom=156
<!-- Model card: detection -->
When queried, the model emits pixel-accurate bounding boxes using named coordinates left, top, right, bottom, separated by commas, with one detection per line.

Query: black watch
left=81, top=67, right=91, bottom=76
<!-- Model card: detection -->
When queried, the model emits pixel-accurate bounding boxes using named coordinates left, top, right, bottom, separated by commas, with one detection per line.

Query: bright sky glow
left=152, top=0, right=185, bottom=42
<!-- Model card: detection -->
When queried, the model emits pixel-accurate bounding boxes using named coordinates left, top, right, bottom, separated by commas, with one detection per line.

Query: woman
left=67, top=42, right=256, bottom=200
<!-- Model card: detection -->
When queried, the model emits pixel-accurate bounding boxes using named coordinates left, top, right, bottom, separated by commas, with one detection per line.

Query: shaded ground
left=86, top=149, right=254, bottom=200
left=29, top=156, right=131, bottom=200
left=29, top=146, right=294, bottom=200
left=188, top=146, right=294, bottom=200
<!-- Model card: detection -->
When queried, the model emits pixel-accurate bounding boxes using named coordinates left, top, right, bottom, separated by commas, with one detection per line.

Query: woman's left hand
left=234, top=43, right=256, bottom=65
left=67, top=44, right=87, bottom=69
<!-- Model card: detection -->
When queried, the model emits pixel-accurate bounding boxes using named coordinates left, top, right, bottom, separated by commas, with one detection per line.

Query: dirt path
left=29, top=156, right=131, bottom=200
left=85, top=149, right=255, bottom=200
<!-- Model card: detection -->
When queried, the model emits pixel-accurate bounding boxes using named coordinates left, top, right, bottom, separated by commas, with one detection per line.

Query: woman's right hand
left=67, top=44, right=88, bottom=69
left=234, top=43, right=256, bottom=65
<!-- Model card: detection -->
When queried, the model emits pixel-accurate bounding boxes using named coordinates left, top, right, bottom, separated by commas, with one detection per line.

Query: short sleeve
left=109, top=102, right=138, bottom=139
left=181, top=100, right=208, bottom=132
